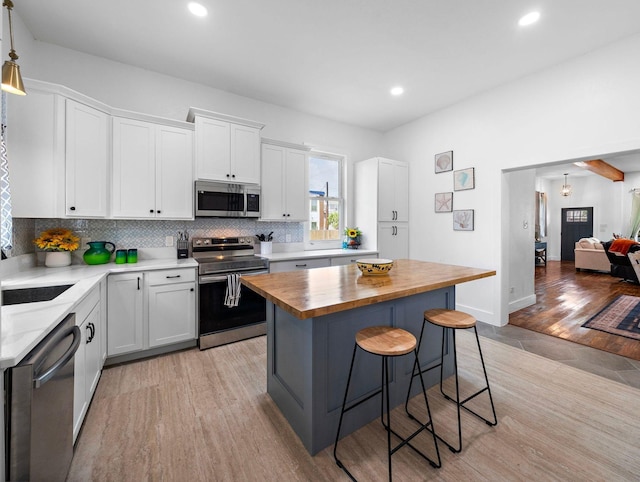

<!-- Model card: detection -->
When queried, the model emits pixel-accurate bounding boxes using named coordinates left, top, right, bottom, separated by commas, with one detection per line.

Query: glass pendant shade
left=2, top=60, right=26, bottom=95
left=560, top=173, right=572, bottom=197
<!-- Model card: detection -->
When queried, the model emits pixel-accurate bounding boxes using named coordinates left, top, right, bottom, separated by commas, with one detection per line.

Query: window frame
left=305, top=151, right=345, bottom=250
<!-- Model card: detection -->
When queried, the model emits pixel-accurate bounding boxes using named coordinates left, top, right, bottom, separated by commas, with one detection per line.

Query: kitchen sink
left=2, top=284, right=74, bottom=306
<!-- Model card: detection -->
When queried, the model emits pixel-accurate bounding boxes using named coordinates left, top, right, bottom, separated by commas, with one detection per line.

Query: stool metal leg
left=438, top=325, right=498, bottom=453
left=333, top=343, right=359, bottom=481
left=336, top=338, right=442, bottom=480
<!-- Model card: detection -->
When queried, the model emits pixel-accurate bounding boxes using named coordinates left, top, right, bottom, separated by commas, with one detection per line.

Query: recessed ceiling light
left=518, top=11, right=540, bottom=27
left=188, top=2, right=208, bottom=17
left=390, top=86, right=404, bottom=96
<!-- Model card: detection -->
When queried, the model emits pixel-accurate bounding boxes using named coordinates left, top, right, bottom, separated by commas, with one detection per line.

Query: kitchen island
left=241, top=259, right=495, bottom=455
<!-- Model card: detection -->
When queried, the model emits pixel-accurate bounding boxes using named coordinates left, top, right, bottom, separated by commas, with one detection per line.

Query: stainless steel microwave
left=195, top=181, right=260, bottom=218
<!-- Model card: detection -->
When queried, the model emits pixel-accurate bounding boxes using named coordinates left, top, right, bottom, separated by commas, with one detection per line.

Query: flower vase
left=45, top=251, right=72, bottom=268
left=345, top=235, right=361, bottom=249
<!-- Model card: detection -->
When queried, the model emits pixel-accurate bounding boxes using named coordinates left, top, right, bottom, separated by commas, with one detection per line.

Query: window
left=307, top=153, right=343, bottom=247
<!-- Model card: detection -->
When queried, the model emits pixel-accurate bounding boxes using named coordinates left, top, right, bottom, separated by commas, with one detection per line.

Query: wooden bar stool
left=333, top=326, right=441, bottom=481
left=405, top=309, right=497, bottom=454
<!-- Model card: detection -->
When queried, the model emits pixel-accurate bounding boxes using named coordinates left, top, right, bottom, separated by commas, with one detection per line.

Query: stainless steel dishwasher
left=5, top=313, right=80, bottom=482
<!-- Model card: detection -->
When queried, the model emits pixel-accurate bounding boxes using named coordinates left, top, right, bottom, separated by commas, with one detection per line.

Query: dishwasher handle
left=33, top=325, right=81, bottom=389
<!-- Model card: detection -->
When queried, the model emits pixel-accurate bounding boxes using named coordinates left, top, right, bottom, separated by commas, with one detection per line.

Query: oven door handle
left=199, top=270, right=269, bottom=284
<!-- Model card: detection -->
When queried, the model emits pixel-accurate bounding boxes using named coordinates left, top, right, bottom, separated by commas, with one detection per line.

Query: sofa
left=602, top=239, right=640, bottom=283
left=574, top=238, right=610, bottom=272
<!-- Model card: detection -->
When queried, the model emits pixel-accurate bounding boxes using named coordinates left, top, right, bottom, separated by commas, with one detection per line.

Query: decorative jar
left=45, top=251, right=72, bottom=268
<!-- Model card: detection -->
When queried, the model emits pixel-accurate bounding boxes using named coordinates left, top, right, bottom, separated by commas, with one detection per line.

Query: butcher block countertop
left=241, top=259, right=496, bottom=319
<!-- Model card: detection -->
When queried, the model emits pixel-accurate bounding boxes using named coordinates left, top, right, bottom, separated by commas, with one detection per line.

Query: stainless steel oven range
left=192, top=237, right=269, bottom=350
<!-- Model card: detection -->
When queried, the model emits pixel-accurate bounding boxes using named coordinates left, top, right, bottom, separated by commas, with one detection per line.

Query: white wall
left=8, top=12, right=383, bottom=227
left=382, top=33, right=640, bottom=325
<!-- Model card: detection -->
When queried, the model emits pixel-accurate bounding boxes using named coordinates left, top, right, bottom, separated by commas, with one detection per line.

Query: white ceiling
left=13, top=0, right=640, bottom=132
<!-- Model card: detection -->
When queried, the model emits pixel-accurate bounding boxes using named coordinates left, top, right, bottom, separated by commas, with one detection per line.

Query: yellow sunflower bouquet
left=34, top=228, right=80, bottom=252
left=343, top=227, right=362, bottom=249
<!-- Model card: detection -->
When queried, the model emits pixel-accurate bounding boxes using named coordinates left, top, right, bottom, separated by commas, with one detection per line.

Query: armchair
left=601, top=240, right=640, bottom=283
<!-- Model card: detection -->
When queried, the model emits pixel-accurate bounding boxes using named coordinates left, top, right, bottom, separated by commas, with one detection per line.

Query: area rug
left=582, top=295, right=640, bottom=341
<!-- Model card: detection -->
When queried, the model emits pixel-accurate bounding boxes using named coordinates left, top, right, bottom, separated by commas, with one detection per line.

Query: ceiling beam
left=575, top=159, right=624, bottom=182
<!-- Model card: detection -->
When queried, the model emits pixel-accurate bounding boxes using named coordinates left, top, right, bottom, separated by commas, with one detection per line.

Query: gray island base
left=266, top=287, right=455, bottom=455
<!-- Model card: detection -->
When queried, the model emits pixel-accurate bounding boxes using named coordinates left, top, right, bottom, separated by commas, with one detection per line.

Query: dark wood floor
left=509, top=261, right=640, bottom=360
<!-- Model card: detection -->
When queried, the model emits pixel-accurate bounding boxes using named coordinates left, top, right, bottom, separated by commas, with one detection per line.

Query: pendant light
left=560, top=173, right=572, bottom=197
left=1, top=0, right=26, bottom=96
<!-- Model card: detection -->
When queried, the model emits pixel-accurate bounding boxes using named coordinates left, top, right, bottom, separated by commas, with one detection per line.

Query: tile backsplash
left=13, top=218, right=304, bottom=255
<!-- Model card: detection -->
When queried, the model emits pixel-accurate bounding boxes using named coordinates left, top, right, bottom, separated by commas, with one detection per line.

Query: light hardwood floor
left=68, top=333, right=640, bottom=481
left=510, top=261, right=640, bottom=360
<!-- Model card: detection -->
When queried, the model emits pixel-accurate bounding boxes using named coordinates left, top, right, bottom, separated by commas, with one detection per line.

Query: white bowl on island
left=356, top=258, right=394, bottom=276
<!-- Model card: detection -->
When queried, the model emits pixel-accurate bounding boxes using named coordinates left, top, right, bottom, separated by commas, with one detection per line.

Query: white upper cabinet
left=112, top=117, right=193, bottom=219
left=260, top=139, right=309, bottom=222
left=188, top=108, right=264, bottom=184
left=354, top=157, right=410, bottom=259
left=155, top=125, right=194, bottom=219
left=7, top=87, right=66, bottom=218
left=377, top=158, right=409, bottom=222
left=65, top=99, right=110, bottom=217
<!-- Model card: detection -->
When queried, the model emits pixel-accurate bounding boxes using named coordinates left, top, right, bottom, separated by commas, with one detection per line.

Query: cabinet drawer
left=269, top=258, right=330, bottom=273
left=74, top=286, right=100, bottom=325
left=330, top=255, right=377, bottom=266
left=146, top=268, right=196, bottom=286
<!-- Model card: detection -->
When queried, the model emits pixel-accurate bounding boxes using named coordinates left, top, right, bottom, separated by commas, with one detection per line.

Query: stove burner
left=191, top=236, right=268, bottom=275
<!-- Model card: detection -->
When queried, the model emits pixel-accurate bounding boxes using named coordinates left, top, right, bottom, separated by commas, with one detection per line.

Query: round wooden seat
left=355, top=326, right=416, bottom=356
left=424, top=309, right=476, bottom=329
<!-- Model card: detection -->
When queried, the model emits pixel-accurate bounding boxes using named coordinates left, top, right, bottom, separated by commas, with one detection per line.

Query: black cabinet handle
left=232, top=174, right=236, bottom=178
left=166, top=275, right=181, bottom=279
left=69, top=206, right=76, bottom=211
left=137, top=277, right=141, bottom=290
left=295, top=264, right=307, bottom=268
left=190, top=288, right=194, bottom=292
left=226, top=174, right=230, bottom=177
left=157, top=210, right=161, bottom=214
left=150, top=209, right=154, bottom=213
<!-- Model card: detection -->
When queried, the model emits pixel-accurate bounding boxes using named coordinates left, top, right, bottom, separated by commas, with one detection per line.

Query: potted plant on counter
left=34, top=228, right=80, bottom=267
left=343, top=227, right=362, bottom=249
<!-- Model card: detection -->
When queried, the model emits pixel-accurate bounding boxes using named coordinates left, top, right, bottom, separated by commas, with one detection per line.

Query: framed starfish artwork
left=435, top=192, right=453, bottom=213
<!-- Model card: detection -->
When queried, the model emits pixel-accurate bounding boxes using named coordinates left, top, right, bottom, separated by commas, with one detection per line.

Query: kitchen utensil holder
left=177, top=240, right=189, bottom=259
left=260, top=241, right=272, bottom=255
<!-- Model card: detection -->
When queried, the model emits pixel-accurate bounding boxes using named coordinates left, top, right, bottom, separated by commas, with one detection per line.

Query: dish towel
left=224, top=273, right=242, bottom=308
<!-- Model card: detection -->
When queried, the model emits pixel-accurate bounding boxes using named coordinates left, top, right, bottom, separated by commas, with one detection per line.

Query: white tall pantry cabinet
left=354, top=157, right=409, bottom=259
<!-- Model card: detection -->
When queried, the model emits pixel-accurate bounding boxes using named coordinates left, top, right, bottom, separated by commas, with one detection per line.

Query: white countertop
left=0, top=258, right=197, bottom=369
left=260, top=248, right=378, bottom=262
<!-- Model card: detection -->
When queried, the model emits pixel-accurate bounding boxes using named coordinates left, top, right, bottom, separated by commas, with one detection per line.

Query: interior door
left=561, top=207, right=593, bottom=261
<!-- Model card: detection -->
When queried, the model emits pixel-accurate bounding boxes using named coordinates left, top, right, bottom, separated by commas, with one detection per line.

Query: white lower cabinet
left=269, top=258, right=330, bottom=273
left=146, top=269, right=196, bottom=348
left=107, top=272, right=144, bottom=356
left=73, top=286, right=103, bottom=443
left=107, top=268, right=197, bottom=357
left=377, top=223, right=409, bottom=259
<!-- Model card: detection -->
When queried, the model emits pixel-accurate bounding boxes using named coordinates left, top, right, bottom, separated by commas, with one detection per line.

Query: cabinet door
left=155, top=125, right=194, bottom=219
left=73, top=320, right=88, bottom=442
left=107, top=273, right=144, bottom=356
left=147, top=282, right=196, bottom=347
left=260, top=144, right=286, bottom=220
left=231, top=124, right=261, bottom=184
left=65, top=99, right=109, bottom=217
left=112, top=117, right=156, bottom=218
left=377, top=158, right=395, bottom=222
left=377, top=223, right=409, bottom=260
left=394, top=223, right=409, bottom=259
left=84, top=303, right=102, bottom=397
left=195, top=116, right=230, bottom=181
left=7, top=90, right=65, bottom=218
left=394, top=161, right=409, bottom=222
left=284, top=148, right=307, bottom=221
